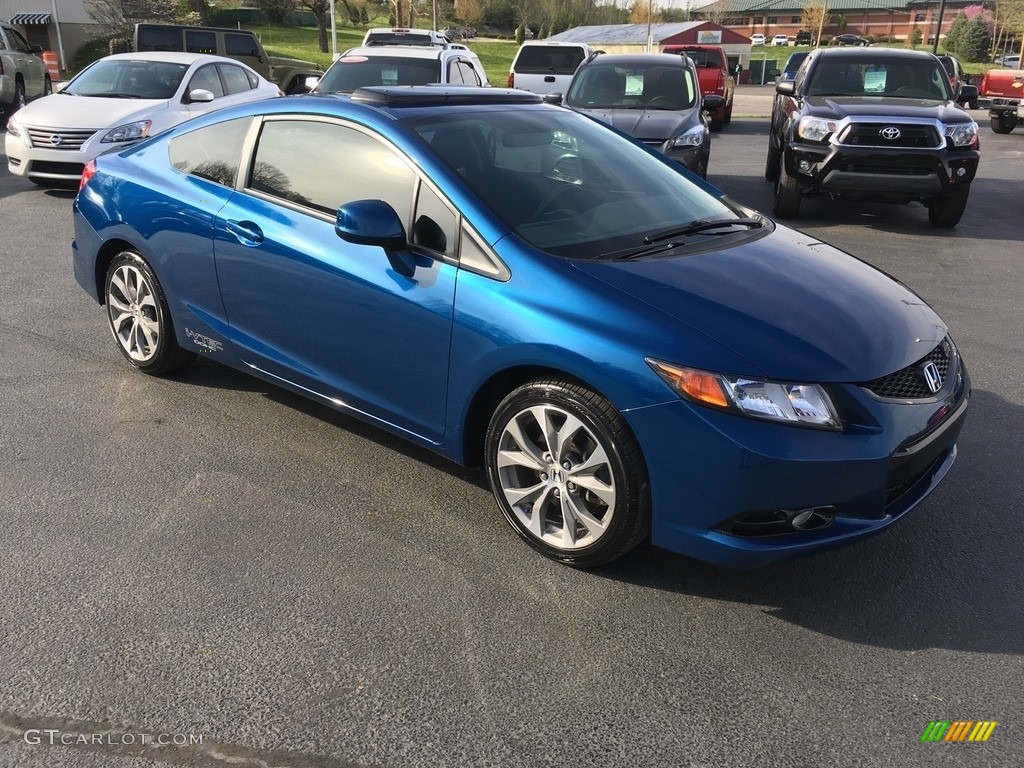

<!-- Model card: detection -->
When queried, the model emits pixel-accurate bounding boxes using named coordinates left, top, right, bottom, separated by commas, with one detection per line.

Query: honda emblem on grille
left=921, top=362, right=943, bottom=393
left=880, top=126, right=901, bottom=140
left=49, top=134, right=63, bottom=146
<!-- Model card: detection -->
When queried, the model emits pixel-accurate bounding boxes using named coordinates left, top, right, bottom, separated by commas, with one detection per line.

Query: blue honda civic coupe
left=72, top=87, right=969, bottom=568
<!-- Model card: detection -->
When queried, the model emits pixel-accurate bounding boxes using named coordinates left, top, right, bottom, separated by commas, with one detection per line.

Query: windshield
left=410, top=107, right=736, bottom=260
left=806, top=58, right=951, bottom=100
left=566, top=63, right=697, bottom=111
left=316, top=55, right=441, bottom=92
left=64, top=59, right=188, bottom=99
left=679, top=50, right=723, bottom=68
left=364, top=32, right=438, bottom=46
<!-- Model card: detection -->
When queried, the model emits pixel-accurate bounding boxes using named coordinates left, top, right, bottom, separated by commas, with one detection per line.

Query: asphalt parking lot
left=1, top=100, right=1022, bottom=768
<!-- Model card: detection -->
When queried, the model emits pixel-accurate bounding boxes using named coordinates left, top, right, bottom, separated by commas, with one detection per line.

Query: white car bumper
left=4, top=123, right=135, bottom=182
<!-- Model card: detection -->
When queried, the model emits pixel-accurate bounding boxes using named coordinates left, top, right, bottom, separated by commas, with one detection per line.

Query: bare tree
left=801, top=1, right=831, bottom=44
left=297, top=0, right=332, bottom=52
left=84, top=0, right=186, bottom=37
left=695, top=0, right=733, bottom=26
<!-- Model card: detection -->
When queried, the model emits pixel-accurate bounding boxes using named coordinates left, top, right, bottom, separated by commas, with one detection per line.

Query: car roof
left=97, top=51, right=244, bottom=66
left=580, top=53, right=691, bottom=67
left=350, top=85, right=541, bottom=107
left=340, top=45, right=458, bottom=60
left=813, top=47, right=937, bottom=60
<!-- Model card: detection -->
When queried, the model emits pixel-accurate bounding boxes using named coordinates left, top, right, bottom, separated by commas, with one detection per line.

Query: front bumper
left=623, top=355, right=970, bottom=568
left=4, top=125, right=137, bottom=183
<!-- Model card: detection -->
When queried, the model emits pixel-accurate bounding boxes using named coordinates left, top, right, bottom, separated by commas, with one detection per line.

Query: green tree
left=944, top=13, right=968, bottom=54
left=909, top=26, right=923, bottom=48
left=958, top=16, right=993, bottom=60
left=515, top=23, right=525, bottom=44
left=257, top=0, right=296, bottom=24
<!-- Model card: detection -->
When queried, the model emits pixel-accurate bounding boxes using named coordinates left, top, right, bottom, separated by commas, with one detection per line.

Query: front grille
left=25, top=127, right=95, bottom=150
left=861, top=339, right=952, bottom=399
left=838, top=123, right=941, bottom=148
left=835, top=162, right=934, bottom=176
left=30, top=161, right=85, bottom=176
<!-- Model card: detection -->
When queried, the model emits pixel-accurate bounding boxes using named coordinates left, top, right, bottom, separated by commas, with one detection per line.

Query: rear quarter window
left=514, top=46, right=586, bottom=75
left=225, top=33, right=258, bottom=57
left=169, top=117, right=251, bottom=187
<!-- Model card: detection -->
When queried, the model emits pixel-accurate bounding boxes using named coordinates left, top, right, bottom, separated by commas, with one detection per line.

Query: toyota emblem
left=49, top=134, right=63, bottom=146
left=880, top=126, right=901, bottom=140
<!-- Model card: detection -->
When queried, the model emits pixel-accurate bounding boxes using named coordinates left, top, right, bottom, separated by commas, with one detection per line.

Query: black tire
left=772, top=153, right=801, bottom=218
left=485, top=378, right=650, bottom=568
left=765, top=136, right=781, bottom=181
left=928, top=186, right=970, bottom=228
left=10, top=80, right=26, bottom=116
left=104, top=251, right=195, bottom=375
left=709, top=114, right=725, bottom=131
left=43, top=75, right=52, bottom=96
left=990, top=115, right=1016, bottom=134
left=724, top=100, right=733, bottom=125
left=968, top=99, right=978, bottom=110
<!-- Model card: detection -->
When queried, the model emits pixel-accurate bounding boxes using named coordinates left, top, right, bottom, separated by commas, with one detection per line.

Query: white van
left=507, top=41, right=591, bottom=95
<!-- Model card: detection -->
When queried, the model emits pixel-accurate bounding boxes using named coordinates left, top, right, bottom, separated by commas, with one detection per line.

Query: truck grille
left=835, top=162, right=934, bottom=176
left=860, top=339, right=952, bottom=399
left=838, top=123, right=941, bottom=148
left=25, top=127, right=96, bottom=151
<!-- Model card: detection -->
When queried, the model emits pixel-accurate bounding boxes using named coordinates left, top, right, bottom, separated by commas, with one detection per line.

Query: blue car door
left=212, top=117, right=457, bottom=443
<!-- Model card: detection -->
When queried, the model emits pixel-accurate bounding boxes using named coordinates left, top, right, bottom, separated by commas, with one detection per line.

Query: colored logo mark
left=921, top=721, right=997, bottom=742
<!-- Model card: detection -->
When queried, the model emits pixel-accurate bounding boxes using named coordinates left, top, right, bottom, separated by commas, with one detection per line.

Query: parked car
left=779, top=51, right=809, bottom=81
left=977, top=67, right=1023, bottom=133
left=998, top=54, right=1020, bottom=68
left=767, top=48, right=980, bottom=227
left=310, top=45, right=489, bottom=92
left=72, top=85, right=969, bottom=569
left=133, top=23, right=321, bottom=94
left=442, top=27, right=463, bottom=41
left=795, top=30, right=813, bottom=46
left=937, top=53, right=978, bottom=109
left=833, top=34, right=870, bottom=46
left=660, top=44, right=734, bottom=130
left=4, top=52, right=280, bottom=187
left=772, top=34, right=790, bottom=46
left=362, top=28, right=450, bottom=47
left=750, top=34, right=766, bottom=46
left=1, top=21, right=50, bottom=120
left=507, top=41, right=591, bottom=95
left=564, top=53, right=721, bottom=178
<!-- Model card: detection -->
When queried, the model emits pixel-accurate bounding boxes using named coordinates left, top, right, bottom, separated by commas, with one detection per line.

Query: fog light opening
left=798, top=159, right=812, bottom=173
left=786, top=506, right=837, bottom=531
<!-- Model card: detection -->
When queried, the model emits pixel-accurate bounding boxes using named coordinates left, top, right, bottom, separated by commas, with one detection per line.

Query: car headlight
left=5, top=114, right=20, bottom=138
left=670, top=127, right=706, bottom=148
left=101, top=120, right=152, bottom=143
left=797, top=117, right=838, bottom=142
left=944, top=121, right=978, bottom=147
left=647, top=359, right=842, bottom=430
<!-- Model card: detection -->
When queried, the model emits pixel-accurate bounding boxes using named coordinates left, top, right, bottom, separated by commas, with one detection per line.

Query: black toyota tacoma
left=766, top=48, right=980, bottom=227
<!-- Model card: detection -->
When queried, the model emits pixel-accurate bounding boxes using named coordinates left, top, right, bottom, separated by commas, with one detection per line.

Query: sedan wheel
left=105, top=251, right=195, bottom=374
left=485, top=379, right=649, bottom=567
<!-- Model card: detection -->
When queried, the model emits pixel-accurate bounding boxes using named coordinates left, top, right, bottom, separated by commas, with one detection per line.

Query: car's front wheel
left=485, top=379, right=650, bottom=567
left=104, top=251, right=195, bottom=374
left=928, top=186, right=970, bottom=228
left=773, top=153, right=801, bottom=218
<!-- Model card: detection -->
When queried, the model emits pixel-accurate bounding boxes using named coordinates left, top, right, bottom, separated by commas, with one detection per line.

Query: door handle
left=225, top=219, right=264, bottom=246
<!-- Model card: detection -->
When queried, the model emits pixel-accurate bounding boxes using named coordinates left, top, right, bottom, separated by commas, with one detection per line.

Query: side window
left=225, top=33, right=259, bottom=57
left=136, top=27, right=182, bottom=52
left=249, top=120, right=416, bottom=222
left=9, top=27, right=33, bottom=52
left=220, top=64, right=253, bottom=95
left=185, top=30, right=216, bottom=55
left=169, top=117, right=251, bottom=187
left=188, top=64, right=225, bottom=98
left=412, top=182, right=458, bottom=258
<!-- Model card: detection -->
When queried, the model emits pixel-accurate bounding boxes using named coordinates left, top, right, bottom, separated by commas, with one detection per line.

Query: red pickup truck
left=978, top=67, right=1023, bottom=134
left=661, top=44, right=735, bottom=130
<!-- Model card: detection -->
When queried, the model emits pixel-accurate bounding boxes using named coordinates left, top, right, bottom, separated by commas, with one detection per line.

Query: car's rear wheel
left=773, top=153, right=801, bottom=218
left=43, top=75, right=52, bottom=96
left=104, top=251, right=195, bottom=375
left=9, top=80, right=26, bottom=116
left=485, top=379, right=650, bottom=568
left=709, top=111, right=724, bottom=131
left=724, top=100, right=733, bottom=124
left=928, top=186, right=970, bottom=228
left=990, top=114, right=1016, bottom=134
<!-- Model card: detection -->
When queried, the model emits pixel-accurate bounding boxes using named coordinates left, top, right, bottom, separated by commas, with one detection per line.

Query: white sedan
left=4, top=52, right=281, bottom=187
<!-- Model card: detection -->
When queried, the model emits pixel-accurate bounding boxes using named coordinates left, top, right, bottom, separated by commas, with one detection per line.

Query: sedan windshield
left=316, top=56, right=442, bottom=92
left=566, top=64, right=697, bottom=111
left=64, top=59, right=188, bottom=99
left=410, top=107, right=736, bottom=260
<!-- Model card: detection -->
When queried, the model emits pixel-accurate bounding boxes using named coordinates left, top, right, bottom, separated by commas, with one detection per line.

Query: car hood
left=804, top=96, right=969, bottom=122
left=570, top=228, right=947, bottom=382
left=14, top=94, right=169, bottom=130
left=572, top=107, right=697, bottom=141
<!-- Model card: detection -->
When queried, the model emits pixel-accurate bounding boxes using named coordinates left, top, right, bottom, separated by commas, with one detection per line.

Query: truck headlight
left=797, top=117, right=838, bottom=142
left=670, top=127, right=706, bottom=148
left=101, top=120, right=152, bottom=143
left=944, top=121, right=978, bottom=147
left=647, top=359, right=842, bottom=430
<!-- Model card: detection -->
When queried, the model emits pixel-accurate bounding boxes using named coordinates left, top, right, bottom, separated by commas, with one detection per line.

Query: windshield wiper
left=643, top=217, right=763, bottom=244
left=101, top=93, right=143, bottom=99
left=606, top=218, right=764, bottom=261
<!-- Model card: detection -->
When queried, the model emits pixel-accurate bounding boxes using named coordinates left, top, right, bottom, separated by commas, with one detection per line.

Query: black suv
left=766, top=48, right=980, bottom=227
left=564, top=52, right=725, bottom=178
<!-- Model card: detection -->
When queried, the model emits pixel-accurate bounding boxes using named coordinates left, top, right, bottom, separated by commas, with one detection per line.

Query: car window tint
left=64, top=60, right=188, bottom=98
left=8, top=26, right=32, bottom=52
left=317, top=55, right=442, bottom=92
left=136, top=27, right=182, bottom=52
left=413, top=182, right=458, bottom=258
left=220, top=64, right=253, bottom=94
left=169, top=117, right=251, bottom=187
left=225, top=33, right=258, bottom=57
left=188, top=64, right=225, bottom=98
left=568, top=64, right=696, bottom=109
left=249, top=120, right=416, bottom=220
left=514, top=46, right=586, bottom=74
left=185, top=30, right=216, bottom=55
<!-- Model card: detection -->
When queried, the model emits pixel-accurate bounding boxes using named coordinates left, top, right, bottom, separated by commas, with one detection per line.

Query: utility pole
left=931, top=0, right=947, bottom=54
left=816, top=1, right=828, bottom=49
left=647, top=0, right=655, bottom=53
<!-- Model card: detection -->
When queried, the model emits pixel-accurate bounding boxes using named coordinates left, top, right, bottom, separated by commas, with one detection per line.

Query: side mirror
left=957, top=84, right=978, bottom=103
left=542, top=92, right=563, bottom=105
left=186, top=88, right=215, bottom=104
left=304, top=76, right=321, bottom=91
left=769, top=69, right=782, bottom=79
left=30, top=44, right=44, bottom=54
left=702, top=94, right=726, bottom=112
left=336, top=200, right=415, bottom=276
left=775, top=79, right=797, bottom=96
